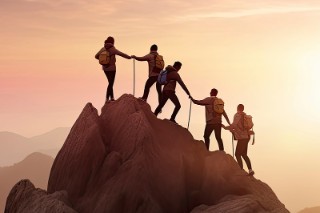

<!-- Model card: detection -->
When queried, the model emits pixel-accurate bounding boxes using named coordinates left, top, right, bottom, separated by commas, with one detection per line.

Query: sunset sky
left=1, top=0, right=320, bottom=212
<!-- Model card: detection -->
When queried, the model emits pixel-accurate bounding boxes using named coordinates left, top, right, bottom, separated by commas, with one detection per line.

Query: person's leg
left=241, top=138, right=252, bottom=170
left=154, top=91, right=169, bottom=116
left=203, top=124, right=214, bottom=150
left=105, top=71, right=116, bottom=100
left=213, top=124, right=224, bottom=151
left=141, top=76, right=157, bottom=100
left=235, top=140, right=246, bottom=169
left=156, top=82, right=162, bottom=105
left=168, top=92, right=181, bottom=121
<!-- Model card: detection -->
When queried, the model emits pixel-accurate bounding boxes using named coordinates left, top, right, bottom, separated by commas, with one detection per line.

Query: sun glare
left=294, top=50, right=320, bottom=121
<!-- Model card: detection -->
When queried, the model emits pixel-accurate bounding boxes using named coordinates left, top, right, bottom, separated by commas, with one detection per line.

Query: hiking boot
left=106, top=99, right=115, bottom=103
left=248, top=170, right=255, bottom=176
left=169, top=119, right=178, bottom=124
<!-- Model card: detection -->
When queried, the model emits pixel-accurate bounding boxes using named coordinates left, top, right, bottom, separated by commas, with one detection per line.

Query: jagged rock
left=5, top=179, right=76, bottom=213
left=41, top=94, right=289, bottom=213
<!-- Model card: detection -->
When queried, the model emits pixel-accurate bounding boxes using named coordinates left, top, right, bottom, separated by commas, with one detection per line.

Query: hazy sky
left=1, top=0, right=320, bottom=212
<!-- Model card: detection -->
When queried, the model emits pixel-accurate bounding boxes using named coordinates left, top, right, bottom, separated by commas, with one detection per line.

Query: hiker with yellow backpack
left=131, top=44, right=165, bottom=103
left=223, top=104, right=255, bottom=176
left=190, top=88, right=231, bottom=151
left=95, top=36, right=131, bottom=102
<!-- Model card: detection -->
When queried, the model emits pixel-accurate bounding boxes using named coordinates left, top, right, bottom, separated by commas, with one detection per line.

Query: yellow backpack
left=153, top=55, right=165, bottom=73
left=99, top=49, right=111, bottom=66
left=212, top=97, right=224, bottom=114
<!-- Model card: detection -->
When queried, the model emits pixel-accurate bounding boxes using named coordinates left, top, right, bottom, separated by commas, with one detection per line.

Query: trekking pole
left=232, top=134, right=235, bottom=158
left=133, top=59, right=136, bottom=96
left=187, top=99, right=192, bottom=130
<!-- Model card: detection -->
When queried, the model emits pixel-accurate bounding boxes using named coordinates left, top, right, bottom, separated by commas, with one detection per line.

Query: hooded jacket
left=95, top=43, right=131, bottom=72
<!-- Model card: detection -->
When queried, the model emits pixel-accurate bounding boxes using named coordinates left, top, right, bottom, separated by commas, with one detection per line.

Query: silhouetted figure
left=154, top=62, right=191, bottom=124
left=131, top=44, right=164, bottom=103
left=95, top=36, right=131, bottom=102
left=224, top=104, right=255, bottom=176
left=191, top=89, right=231, bottom=151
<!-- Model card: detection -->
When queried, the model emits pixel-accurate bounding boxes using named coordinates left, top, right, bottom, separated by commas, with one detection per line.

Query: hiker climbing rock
left=191, top=88, right=231, bottom=151
left=95, top=36, right=131, bottom=102
left=131, top=44, right=164, bottom=103
left=154, top=61, right=191, bottom=124
left=223, top=104, right=255, bottom=176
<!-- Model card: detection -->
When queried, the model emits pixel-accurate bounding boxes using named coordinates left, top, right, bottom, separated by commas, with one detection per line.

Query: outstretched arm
left=114, top=48, right=131, bottom=59
left=131, top=55, right=150, bottom=61
left=223, top=111, right=231, bottom=125
left=176, top=77, right=191, bottom=97
left=191, top=97, right=212, bottom=106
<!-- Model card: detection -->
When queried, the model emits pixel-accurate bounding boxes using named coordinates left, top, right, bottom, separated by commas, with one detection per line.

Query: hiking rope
left=133, top=59, right=136, bottom=96
left=187, top=99, right=192, bottom=129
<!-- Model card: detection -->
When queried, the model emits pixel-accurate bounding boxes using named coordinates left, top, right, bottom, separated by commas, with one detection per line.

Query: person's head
left=173, top=61, right=182, bottom=71
left=210, top=88, right=218, bottom=96
left=105, top=36, right=114, bottom=45
left=150, top=44, right=158, bottom=51
left=237, top=104, right=244, bottom=112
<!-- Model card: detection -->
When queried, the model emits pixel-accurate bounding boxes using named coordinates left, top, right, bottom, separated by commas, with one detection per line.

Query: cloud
left=1, top=0, right=320, bottom=41
left=175, top=6, right=320, bottom=21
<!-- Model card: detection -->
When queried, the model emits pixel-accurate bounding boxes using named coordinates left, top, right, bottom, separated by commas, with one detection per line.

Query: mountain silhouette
left=298, top=206, right=320, bottom=213
left=0, top=127, right=70, bottom=166
left=0, top=152, right=53, bottom=212
left=6, top=94, right=289, bottom=213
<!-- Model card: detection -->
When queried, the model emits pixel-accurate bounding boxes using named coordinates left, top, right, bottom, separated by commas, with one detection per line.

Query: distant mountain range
left=0, top=152, right=54, bottom=212
left=298, top=206, right=320, bottom=213
left=0, top=127, right=70, bottom=166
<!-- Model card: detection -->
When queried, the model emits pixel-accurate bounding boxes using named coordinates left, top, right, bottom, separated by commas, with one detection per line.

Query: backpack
left=157, top=70, right=168, bottom=85
left=99, top=49, right=111, bottom=66
left=243, top=114, right=254, bottom=130
left=212, top=97, right=224, bottom=114
left=241, top=113, right=255, bottom=144
left=153, top=55, right=165, bottom=73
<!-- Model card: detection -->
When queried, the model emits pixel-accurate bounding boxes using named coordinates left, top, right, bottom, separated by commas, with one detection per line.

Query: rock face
left=5, top=179, right=76, bottom=213
left=6, top=94, right=289, bottom=213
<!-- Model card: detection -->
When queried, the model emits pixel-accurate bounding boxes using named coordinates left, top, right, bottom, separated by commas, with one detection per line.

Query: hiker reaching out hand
left=95, top=36, right=131, bottom=102
left=223, top=104, right=255, bottom=176
left=131, top=44, right=164, bottom=104
left=191, top=89, right=231, bottom=151
left=154, top=61, right=191, bottom=124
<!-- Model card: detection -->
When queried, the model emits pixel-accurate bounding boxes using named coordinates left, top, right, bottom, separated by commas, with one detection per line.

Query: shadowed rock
left=5, top=179, right=76, bottom=213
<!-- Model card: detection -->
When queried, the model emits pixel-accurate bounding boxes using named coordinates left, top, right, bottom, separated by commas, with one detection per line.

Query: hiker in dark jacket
left=131, top=44, right=163, bottom=104
left=191, top=89, right=231, bottom=151
left=223, top=104, right=255, bottom=175
left=95, top=36, right=131, bottom=102
left=154, top=61, right=191, bottom=124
